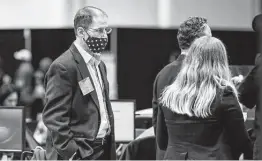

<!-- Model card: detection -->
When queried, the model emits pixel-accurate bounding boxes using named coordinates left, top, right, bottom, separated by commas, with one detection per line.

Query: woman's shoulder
left=211, top=86, right=238, bottom=111
left=212, top=86, right=240, bottom=114
left=216, top=86, right=237, bottom=100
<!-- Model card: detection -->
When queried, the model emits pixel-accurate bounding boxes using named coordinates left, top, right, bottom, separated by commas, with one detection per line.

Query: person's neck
left=75, top=38, right=88, bottom=51
left=181, top=49, right=188, bottom=56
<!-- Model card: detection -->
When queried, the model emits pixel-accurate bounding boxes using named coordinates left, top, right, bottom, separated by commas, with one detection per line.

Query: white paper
left=111, top=101, right=135, bottom=142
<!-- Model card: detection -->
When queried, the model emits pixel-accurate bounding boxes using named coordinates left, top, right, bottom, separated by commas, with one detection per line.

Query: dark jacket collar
left=176, top=54, right=186, bottom=62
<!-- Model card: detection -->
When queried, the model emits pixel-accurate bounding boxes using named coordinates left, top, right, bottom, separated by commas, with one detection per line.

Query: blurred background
left=0, top=0, right=260, bottom=111
left=0, top=0, right=260, bottom=158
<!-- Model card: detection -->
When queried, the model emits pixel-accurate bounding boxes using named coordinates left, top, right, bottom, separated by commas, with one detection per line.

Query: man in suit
left=236, top=14, right=262, bottom=160
left=42, top=6, right=116, bottom=160
left=152, top=17, right=212, bottom=159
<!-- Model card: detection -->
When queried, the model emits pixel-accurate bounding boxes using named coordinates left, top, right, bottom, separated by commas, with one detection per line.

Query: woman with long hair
left=157, top=36, right=253, bottom=160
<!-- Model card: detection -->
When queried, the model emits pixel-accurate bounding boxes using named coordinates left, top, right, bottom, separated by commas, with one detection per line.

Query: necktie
left=90, top=58, right=103, bottom=91
left=90, top=58, right=111, bottom=134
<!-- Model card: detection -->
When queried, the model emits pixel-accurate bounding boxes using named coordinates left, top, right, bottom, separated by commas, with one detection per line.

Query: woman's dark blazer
left=156, top=88, right=253, bottom=160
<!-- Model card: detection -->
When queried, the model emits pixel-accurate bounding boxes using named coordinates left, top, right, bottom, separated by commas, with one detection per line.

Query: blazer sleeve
left=42, top=62, right=78, bottom=160
left=152, top=74, right=159, bottom=135
left=156, top=106, right=168, bottom=151
left=238, top=65, right=260, bottom=109
left=218, top=89, right=253, bottom=159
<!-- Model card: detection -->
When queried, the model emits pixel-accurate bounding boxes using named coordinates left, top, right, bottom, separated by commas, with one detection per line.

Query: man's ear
left=76, top=27, right=86, bottom=38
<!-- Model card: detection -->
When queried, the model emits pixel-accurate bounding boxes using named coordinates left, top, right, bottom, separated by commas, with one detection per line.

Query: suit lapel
left=70, top=43, right=99, bottom=108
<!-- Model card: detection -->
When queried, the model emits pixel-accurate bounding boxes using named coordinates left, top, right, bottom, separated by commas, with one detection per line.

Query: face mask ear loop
left=83, top=31, right=94, bottom=55
left=84, top=30, right=91, bottom=41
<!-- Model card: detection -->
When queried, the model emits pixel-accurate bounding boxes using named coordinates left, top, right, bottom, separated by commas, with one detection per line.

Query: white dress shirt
left=74, top=41, right=110, bottom=138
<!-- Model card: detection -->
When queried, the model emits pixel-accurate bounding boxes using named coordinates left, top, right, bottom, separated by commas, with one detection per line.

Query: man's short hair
left=177, top=17, right=207, bottom=50
left=74, top=6, right=108, bottom=36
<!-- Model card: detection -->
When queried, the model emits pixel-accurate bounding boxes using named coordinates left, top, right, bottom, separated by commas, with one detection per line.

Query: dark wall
left=117, top=28, right=179, bottom=111
left=0, top=29, right=76, bottom=77
left=31, top=28, right=111, bottom=69
left=212, top=30, right=258, bottom=65
left=117, top=28, right=258, bottom=110
left=31, top=29, right=75, bottom=69
left=0, top=28, right=111, bottom=78
left=0, top=30, right=24, bottom=77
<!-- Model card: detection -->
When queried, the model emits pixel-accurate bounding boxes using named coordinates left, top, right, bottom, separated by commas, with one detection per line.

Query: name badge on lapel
left=78, top=77, right=94, bottom=96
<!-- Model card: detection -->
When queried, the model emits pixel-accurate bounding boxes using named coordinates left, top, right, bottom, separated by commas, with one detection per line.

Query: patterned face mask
left=84, top=35, right=108, bottom=53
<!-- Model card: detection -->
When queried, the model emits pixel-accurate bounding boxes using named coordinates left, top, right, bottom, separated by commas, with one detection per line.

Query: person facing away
left=157, top=36, right=253, bottom=160
left=42, top=6, right=116, bottom=160
left=152, top=16, right=212, bottom=159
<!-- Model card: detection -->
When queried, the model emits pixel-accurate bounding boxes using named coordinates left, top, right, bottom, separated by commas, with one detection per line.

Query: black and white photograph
left=0, top=0, right=261, bottom=160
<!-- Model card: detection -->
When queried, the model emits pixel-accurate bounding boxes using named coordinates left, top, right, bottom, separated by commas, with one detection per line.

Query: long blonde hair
left=160, top=36, right=238, bottom=118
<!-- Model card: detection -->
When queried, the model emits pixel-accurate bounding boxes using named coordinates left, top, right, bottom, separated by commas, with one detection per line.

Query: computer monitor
left=111, top=100, right=136, bottom=143
left=0, top=106, right=25, bottom=152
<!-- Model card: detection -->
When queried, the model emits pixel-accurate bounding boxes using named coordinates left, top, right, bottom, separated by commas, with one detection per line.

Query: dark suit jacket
left=152, top=55, right=185, bottom=132
left=42, top=44, right=116, bottom=160
left=152, top=55, right=185, bottom=159
left=119, top=136, right=156, bottom=160
left=157, top=88, right=253, bottom=160
left=238, top=55, right=262, bottom=159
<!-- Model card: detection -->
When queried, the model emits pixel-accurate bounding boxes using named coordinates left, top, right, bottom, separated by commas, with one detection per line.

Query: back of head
left=252, top=14, right=262, bottom=32
left=160, top=36, right=237, bottom=118
left=177, top=17, right=211, bottom=50
left=185, top=36, right=229, bottom=78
